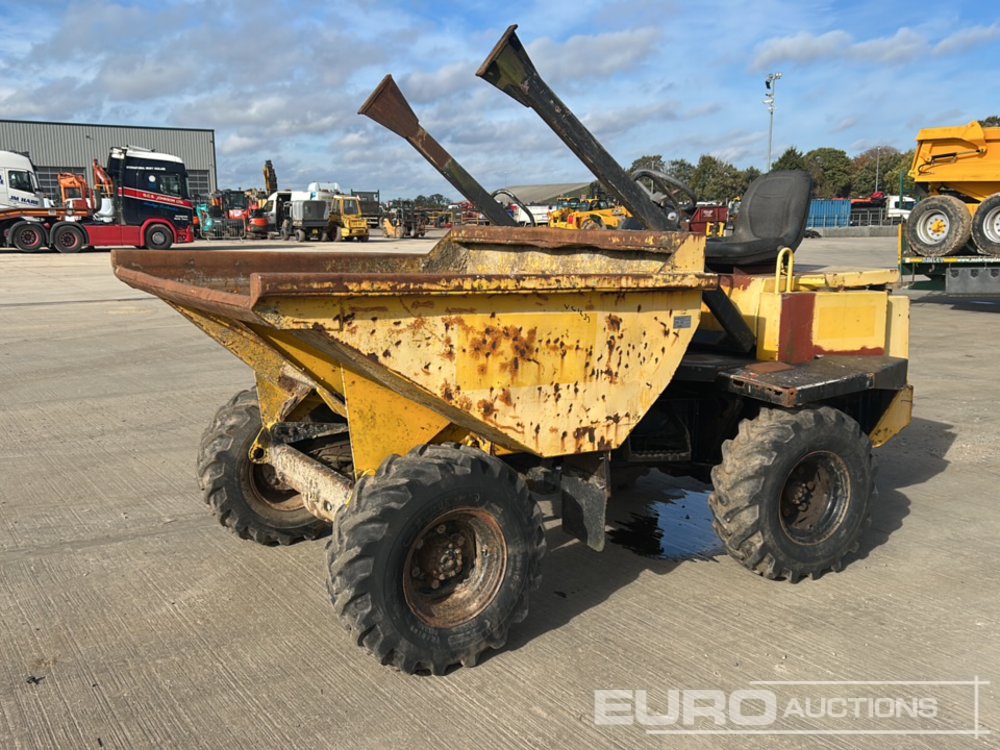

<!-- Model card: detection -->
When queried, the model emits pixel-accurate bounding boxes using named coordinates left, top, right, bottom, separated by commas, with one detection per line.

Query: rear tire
left=327, top=445, right=545, bottom=674
left=971, top=194, right=1000, bottom=256
left=11, top=222, right=47, bottom=252
left=144, top=224, right=173, bottom=250
left=332, top=225, right=342, bottom=242
left=905, top=195, right=971, bottom=256
left=197, top=388, right=332, bottom=545
left=294, top=228, right=306, bottom=243
left=52, top=223, right=86, bottom=253
left=709, top=407, right=873, bottom=582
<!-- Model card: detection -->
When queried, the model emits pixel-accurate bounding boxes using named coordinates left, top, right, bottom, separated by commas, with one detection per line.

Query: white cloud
left=752, top=30, right=852, bottom=71
left=933, top=24, right=1000, bottom=56
left=752, top=22, right=1000, bottom=71
left=220, top=134, right=263, bottom=155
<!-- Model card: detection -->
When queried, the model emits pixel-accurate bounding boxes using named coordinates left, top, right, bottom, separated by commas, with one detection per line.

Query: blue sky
left=0, top=1, right=996, bottom=197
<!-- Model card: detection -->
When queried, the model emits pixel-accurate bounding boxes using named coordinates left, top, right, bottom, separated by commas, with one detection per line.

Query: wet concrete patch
left=607, top=474, right=724, bottom=561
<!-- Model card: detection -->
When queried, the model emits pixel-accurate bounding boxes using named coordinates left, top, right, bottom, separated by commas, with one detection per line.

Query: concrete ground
left=0, top=234, right=996, bottom=749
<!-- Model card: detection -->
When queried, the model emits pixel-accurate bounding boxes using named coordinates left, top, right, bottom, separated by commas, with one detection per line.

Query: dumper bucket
left=113, top=227, right=714, bottom=476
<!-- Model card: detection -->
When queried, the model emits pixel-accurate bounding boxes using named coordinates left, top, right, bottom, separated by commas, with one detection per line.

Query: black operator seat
left=705, top=170, right=812, bottom=269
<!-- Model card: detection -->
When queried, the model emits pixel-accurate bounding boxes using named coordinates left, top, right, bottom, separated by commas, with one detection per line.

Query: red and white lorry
left=0, top=146, right=194, bottom=252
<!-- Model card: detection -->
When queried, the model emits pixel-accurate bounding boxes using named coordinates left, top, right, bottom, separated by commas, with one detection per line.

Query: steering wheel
left=630, top=168, right=697, bottom=222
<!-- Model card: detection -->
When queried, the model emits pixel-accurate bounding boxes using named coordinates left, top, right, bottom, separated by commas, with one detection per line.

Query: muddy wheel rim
left=403, top=507, right=507, bottom=628
left=778, top=451, right=851, bottom=545
left=248, top=462, right=305, bottom=512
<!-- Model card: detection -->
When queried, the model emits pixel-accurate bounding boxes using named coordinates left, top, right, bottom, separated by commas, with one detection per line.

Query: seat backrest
left=732, top=170, right=812, bottom=249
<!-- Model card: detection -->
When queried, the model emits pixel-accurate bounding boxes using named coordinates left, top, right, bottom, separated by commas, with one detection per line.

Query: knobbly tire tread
left=905, top=195, right=973, bottom=257
left=326, top=444, right=545, bottom=675
left=197, top=388, right=329, bottom=546
left=709, top=407, right=874, bottom=582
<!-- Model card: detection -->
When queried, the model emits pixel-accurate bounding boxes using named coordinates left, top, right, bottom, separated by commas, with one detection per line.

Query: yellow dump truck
left=906, top=120, right=1000, bottom=256
left=112, top=25, right=913, bottom=675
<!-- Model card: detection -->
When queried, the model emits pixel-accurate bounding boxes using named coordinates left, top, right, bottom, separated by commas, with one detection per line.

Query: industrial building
left=0, top=120, right=217, bottom=201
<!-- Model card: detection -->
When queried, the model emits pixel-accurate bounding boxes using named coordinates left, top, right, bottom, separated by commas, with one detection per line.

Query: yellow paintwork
left=713, top=266, right=909, bottom=363
left=340, top=370, right=453, bottom=474
left=255, top=286, right=706, bottom=462
left=909, top=121, right=1000, bottom=204
left=870, top=385, right=914, bottom=447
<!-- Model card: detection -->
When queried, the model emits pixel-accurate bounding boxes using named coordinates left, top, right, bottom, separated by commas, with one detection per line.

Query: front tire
left=905, top=195, right=971, bottom=256
left=327, top=445, right=545, bottom=674
left=709, top=407, right=873, bottom=582
left=144, top=224, right=173, bottom=250
left=197, top=388, right=331, bottom=545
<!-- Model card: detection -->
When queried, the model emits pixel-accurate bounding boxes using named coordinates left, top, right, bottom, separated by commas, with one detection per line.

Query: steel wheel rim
left=57, top=231, right=79, bottom=250
left=778, top=451, right=851, bottom=545
left=403, top=507, right=507, bottom=628
left=248, top=462, right=305, bottom=512
left=983, top=206, right=1000, bottom=244
left=917, top=211, right=949, bottom=245
left=22, top=227, right=42, bottom=249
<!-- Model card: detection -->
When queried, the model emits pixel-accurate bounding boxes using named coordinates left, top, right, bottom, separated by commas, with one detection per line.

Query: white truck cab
left=0, top=150, right=44, bottom=209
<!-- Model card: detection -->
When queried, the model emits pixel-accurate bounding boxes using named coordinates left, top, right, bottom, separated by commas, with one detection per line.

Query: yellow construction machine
left=905, top=121, right=1000, bottom=256
left=113, top=24, right=912, bottom=676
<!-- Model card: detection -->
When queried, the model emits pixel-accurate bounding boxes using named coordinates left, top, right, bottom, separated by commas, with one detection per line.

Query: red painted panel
left=777, top=293, right=816, bottom=364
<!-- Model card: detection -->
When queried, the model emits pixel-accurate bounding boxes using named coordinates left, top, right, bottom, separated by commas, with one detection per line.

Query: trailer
left=898, top=224, right=1000, bottom=295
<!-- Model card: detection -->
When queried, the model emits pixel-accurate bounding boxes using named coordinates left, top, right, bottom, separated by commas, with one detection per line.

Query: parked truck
left=351, top=189, right=382, bottom=229
left=904, top=121, right=1000, bottom=256
left=898, top=121, right=1000, bottom=294
left=1, top=146, right=194, bottom=252
left=113, top=24, right=912, bottom=676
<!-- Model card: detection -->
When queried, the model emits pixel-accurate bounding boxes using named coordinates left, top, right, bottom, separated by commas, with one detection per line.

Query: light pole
left=764, top=72, right=783, bottom=171
left=874, top=146, right=881, bottom=193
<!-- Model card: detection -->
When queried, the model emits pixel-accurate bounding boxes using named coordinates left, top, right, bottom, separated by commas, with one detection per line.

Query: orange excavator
left=57, top=160, right=114, bottom=212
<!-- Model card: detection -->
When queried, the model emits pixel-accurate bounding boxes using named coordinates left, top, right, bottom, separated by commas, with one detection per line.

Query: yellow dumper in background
left=906, top=120, right=1000, bottom=256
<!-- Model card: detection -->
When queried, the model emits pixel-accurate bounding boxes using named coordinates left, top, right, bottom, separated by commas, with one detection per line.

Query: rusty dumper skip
left=112, top=27, right=912, bottom=675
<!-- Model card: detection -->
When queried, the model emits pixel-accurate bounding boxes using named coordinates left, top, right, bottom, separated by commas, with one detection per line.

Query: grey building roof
left=0, top=119, right=217, bottom=190
left=499, top=182, right=594, bottom=205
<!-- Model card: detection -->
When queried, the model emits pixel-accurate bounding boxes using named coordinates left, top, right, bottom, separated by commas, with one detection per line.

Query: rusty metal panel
left=255, top=287, right=704, bottom=457
left=724, top=355, right=908, bottom=407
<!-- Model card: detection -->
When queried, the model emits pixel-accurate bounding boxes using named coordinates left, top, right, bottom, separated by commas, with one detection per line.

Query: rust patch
left=605, top=313, right=622, bottom=332
left=574, top=425, right=597, bottom=445
left=778, top=293, right=816, bottom=364
left=478, top=399, right=496, bottom=418
left=499, top=388, right=513, bottom=406
left=465, top=323, right=540, bottom=374
left=814, top=345, right=886, bottom=357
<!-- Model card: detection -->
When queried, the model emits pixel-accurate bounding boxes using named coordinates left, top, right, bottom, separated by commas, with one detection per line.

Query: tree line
left=605, top=115, right=1000, bottom=204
